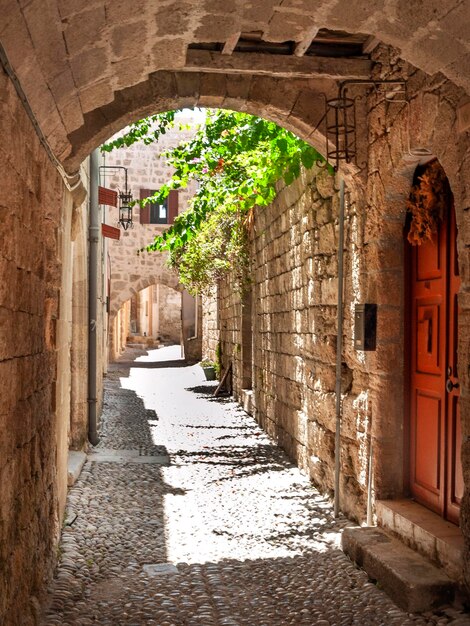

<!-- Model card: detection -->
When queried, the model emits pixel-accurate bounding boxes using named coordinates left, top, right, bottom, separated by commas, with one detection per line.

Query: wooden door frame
left=404, top=163, right=460, bottom=522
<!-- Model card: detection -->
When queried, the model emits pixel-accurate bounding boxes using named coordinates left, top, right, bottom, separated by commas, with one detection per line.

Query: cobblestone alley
left=41, top=346, right=469, bottom=626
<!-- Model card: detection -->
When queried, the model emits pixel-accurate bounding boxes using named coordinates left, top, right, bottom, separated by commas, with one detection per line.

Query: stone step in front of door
left=342, top=526, right=455, bottom=613
left=376, top=499, right=464, bottom=583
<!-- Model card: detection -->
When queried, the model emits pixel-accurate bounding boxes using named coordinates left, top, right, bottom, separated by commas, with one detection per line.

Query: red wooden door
left=408, top=183, right=462, bottom=523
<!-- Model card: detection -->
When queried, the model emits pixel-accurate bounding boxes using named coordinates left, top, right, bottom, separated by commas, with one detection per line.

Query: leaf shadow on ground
left=185, top=384, right=233, bottom=403
left=173, top=444, right=294, bottom=481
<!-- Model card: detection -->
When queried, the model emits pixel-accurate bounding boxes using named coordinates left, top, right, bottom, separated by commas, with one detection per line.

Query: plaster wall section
left=0, top=69, right=77, bottom=625
left=111, top=300, right=131, bottom=361
left=70, top=166, right=89, bottom=450
left=157, top=283, right=182, bottom=343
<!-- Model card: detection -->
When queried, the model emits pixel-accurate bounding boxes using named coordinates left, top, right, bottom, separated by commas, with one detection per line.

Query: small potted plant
left=200, top=359, right=217, bottom=381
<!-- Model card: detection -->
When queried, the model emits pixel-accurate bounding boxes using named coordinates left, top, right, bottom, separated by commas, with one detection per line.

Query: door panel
left=408, top=165, right=462, bottom=524
left=416, top=233, right=442, bottom=280
left=416, top=302, right=441, bottom=374
left=414, top=392, right=441, bottom=494
left=410, top=222, right=447, bottom=515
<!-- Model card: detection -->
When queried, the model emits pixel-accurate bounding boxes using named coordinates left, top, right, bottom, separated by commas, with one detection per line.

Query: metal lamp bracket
left=316, top=80, right=407, bottom=172
left=99, top=165, right=134, bottom=230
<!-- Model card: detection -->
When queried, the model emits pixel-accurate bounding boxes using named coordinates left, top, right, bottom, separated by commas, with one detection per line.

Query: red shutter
left=168, top=190, right=179, bottom=224
left=101, top=224, right=121, bottom=240
left=140, top=189, right=151, bottom=224
left=98, top=186, right=118, bottom=207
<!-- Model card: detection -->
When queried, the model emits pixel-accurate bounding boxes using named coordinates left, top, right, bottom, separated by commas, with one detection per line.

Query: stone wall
left=204, top=166, right=364, bottom=512
left=0, top=68, right=79, bottom=624
left=1, top=0, right=467, bottom=171
left=202, top=52, right=470, bottom=586
left=102, top=117, right=196, bottom=324
left=111, top=300, right=131, bottom=361
left=202, top=287, right=219, bottom=360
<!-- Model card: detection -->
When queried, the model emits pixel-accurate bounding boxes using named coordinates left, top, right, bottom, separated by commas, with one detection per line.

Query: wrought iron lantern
left=317, top=80, right=406, bottom=171
left=99, top=165, right=134, bottom=230
left=118, top=190, right=133, bottom=230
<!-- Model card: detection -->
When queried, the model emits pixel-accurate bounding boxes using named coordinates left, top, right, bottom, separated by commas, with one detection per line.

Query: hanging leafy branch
left=101, top=109, right=330, bottom=293
left=101, top=111, right=176, bottom=152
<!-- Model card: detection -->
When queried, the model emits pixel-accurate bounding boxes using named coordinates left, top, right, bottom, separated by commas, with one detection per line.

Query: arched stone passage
left=0, top=1, right=469, bottom=168
left=110, top=277, right=183, bottom=360
left=110, top=274, right=182, bottom=323
left=64, top=72, right=336, bottom=172
left=2, top=4, right=470, bottom=619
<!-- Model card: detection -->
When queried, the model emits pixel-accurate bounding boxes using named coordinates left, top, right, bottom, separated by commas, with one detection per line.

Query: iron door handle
left=446, top=379, right=460, bottom=393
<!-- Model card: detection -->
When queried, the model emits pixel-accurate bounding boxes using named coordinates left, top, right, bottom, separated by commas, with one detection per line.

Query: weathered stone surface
left=342, top=527, right=455, bottom=612
left=0, top=67, right=76, bottom=626
left=0, top=0, right=469, bottom=169
left=41, top=345, right=466, bottom=625
left=67, top=450, right=87, bottom=485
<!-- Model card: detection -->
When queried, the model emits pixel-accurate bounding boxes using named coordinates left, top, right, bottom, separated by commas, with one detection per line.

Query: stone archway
left=64, top=72, right=336, bottom=172
left=0, top=2, right=469, bottom=170
left=110, top=274, right=183, bottom=359
left=3, top=5, right=470, bottom=620
left=110, top=271, right=181, bottom=322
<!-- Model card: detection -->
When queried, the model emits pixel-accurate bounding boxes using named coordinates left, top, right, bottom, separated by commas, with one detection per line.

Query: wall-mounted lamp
left=316, top=80, right=407, bottom=171
left=99, top=165, right=134, bottom=230
left=118, top=190, right=133, bottom=230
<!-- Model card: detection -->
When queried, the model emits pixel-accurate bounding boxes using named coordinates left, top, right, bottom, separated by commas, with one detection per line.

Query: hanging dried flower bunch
left=406, top=159, right=448, bottom=245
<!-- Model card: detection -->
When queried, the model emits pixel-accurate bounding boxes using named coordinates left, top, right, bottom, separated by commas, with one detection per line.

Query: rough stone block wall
left=103, top=118, right=197, bottom=325
left=0, top=69, right=67, bottom=625
left=217, top=280, right=243, bottom=392
left=253, top=167, right=361, bottom=504
left=202, top=287, right=220, bottom=361
left=212, top=165, right=372, bottom=522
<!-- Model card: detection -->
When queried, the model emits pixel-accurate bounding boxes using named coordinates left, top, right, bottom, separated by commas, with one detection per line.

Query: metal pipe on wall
left=88, top=149, right=100, bottom=446
left=334, top=178, right=346, bottom=517
left=367, top=438, right=374, bottom=525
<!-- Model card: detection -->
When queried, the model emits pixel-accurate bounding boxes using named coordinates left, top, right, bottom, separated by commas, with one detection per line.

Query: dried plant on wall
left=406, top=159, right=449, bottom=245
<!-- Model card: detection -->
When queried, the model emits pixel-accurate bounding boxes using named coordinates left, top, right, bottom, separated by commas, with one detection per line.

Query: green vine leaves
left=101, top=109, right=330, bottom=294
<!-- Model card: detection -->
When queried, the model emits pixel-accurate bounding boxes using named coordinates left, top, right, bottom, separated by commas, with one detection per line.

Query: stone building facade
left=1, top=2, right=470, bottom=622
left=101, top=120, right=197, bottom=359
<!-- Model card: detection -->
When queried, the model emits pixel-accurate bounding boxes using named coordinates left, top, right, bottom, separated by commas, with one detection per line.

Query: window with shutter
left=168, top=190, right=179, bottom=224
left=140, top=189, right=176, bottom=224
left=139, top=189, right=151, bottom=224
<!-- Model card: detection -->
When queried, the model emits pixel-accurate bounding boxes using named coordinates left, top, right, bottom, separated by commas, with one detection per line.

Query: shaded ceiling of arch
left=0, top=0, right=468, bottom=170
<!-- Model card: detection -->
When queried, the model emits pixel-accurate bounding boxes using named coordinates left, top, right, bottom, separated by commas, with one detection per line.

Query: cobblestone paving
left=42, top=346, right=470, bottom=626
